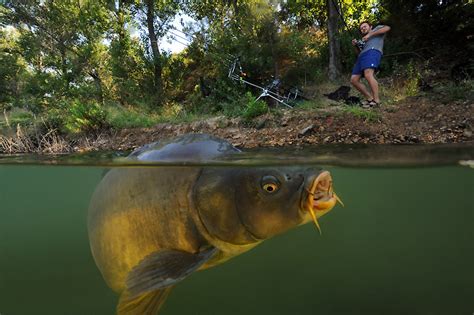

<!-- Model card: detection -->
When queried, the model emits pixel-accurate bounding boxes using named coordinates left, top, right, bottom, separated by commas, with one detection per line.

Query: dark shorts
left=352, top=49, right=382, bottom=76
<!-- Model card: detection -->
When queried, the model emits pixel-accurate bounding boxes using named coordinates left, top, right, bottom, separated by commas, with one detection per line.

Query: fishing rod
left=228, top=58, right=293, bottom=108
left=330, top=0, right=369, bottom=51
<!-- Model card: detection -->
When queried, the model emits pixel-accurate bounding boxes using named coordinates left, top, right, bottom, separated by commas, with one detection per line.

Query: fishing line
left=331, top=1, right=424, bottom=60
left=330, top=0, right=361, bottom=39
left=165, top=36, right=190, bottom=48
left=8, top=2, right=294, bottom=107
left=168, top=29, right=192, bottom=43
left=168, top=21, right=295, bottom=107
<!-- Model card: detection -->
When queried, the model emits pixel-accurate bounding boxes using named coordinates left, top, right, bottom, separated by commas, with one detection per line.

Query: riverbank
left=77, top=94, right=473, bottom=152
left=1, top=83, right=473, bottom=154
left=9, top=97, right=474, bottom=153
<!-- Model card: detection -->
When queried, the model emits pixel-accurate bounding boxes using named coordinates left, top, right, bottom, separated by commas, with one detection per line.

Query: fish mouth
left=303, top=171, right=343, bottom=233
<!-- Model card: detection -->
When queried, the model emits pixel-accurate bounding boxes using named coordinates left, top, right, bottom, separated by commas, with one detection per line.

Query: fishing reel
left=355, top=39, right=366, bottom=50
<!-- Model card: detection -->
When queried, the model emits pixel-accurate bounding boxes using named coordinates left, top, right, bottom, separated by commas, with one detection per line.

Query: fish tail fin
left=117, top=286, right=173, bottom=315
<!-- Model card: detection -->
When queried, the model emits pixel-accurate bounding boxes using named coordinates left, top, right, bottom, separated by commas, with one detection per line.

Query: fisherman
left=350, top=21, right=391, bottom=108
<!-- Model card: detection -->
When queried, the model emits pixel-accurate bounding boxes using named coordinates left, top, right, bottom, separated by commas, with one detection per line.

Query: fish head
left=193, top=167, right=341, bottom=245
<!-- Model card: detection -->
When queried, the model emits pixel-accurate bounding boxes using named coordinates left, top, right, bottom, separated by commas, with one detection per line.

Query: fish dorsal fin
left=117, top=287, right=173, bottom=315
left=126, top=247, right=218, bottom=298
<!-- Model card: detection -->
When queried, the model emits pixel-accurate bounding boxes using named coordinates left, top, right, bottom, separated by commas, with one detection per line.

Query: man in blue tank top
left=350, top=21, right=391, bottom=107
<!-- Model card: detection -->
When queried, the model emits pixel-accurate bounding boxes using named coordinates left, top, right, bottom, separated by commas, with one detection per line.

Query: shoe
left=361, top=99, right=374, bottom=106
left=361, top=99, right=374, bottom=108
left=370, top=100, right=381, bottom=107
left=362, top=100, right=380, bottom=108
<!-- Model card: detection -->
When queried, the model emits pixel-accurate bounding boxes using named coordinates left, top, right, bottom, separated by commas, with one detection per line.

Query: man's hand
left=363, top=25, right=391, bottom=41
left=362, top=33, right=372, bottom=41
left=351, top=39, right=357, bottom=46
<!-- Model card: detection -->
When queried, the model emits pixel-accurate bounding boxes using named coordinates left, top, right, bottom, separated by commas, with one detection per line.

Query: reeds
left=0, top=124, right=71, bottom=154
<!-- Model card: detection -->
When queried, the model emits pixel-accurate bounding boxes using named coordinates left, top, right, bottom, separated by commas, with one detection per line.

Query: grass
left=105, top=105, right=162, bottom=129
left=432, top=80, right=474, bottom=103
left=105, top=102, right=215, bottom=129
left=0, top=108, right=35, bottom=129
left=342, top=106, right=380, bottom=122
left=293, top=98, right=327, bottom=110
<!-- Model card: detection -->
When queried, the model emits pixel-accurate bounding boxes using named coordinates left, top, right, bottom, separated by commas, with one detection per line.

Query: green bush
left=39, top=108, right=67, bottom=134
left=106, top=106, right=159, bottom=129
left=405, top=61, right=421, bottom=96
left=219, top=98, right=246, bottom=118
left=186, top=79, right=248, bottom=117
left=6, top=109, right=34, bottom=127
left=242, top=92, right=268, bottom=119
left=65, top=100, right=108, bottom=133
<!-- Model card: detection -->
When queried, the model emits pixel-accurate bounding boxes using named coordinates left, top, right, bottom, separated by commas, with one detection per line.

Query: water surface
left=0, top=144, right=472, bottom=315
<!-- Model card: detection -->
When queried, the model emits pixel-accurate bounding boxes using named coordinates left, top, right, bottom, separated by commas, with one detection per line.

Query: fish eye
left=261, top=176, right=280, bottom=193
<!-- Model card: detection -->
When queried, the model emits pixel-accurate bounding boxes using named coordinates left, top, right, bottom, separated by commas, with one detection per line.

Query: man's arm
left=351, top=39, right=361, bottom=55
left=362, top=25, right=391, bottom=41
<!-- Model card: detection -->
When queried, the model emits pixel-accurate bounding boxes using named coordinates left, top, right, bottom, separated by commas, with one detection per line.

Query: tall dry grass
left=0, top=124, right=71, bottom=154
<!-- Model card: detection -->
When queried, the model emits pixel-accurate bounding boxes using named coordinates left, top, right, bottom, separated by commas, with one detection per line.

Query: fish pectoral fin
left=126, top=247, right=218, bottom=298
left=117, top=286, right=173, bottom=315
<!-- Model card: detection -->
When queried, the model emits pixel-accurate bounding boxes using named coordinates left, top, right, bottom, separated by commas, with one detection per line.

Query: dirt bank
left=71, top=95, right=473, bottom=152
left=1, top=94, right=472, bottom=154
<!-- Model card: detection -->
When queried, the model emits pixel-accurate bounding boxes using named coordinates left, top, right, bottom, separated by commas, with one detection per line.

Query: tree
left=108, top=0, right=142, bottom=105
left=3, top=0, right=111, bottom=107
left=0, top=27, right=27, bottom=109
left=327, top=0, right=341, bottom=81
left=379, top=0, right=473, bottom=57
left=143, top=0, right=179, bottom=104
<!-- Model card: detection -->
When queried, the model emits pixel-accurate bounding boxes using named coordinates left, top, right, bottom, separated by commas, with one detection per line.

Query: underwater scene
left=0, top=141, right=473, bottom=315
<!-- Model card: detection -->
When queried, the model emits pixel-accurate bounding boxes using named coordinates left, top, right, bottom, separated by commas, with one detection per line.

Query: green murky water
left=0, top=144, right=473, bottom=315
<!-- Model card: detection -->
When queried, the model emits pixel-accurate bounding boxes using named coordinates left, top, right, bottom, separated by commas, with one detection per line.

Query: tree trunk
left=117, top=0, right=127, bottom=105
left=270, top=15, right=279, bottom=79
left=90, top=70, right=104, bottom=105
left=145, top=0, right=163, bottom=104
left=327, top=0, right=342, bottom=81
left=60, top=47, right=70, bottom=92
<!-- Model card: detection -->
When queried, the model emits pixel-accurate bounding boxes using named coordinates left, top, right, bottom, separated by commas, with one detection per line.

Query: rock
left=463, top=129, right=473, bottom=138
left=229, top=118, right=241, bottom=126
left=226, top=128, right=240, bottom=135
left=255, top=119, right=267, bottom=130
left=205, top=116, right=226, bottom=130
left=191, top=121, right=205, bottom=131
left=298, top=124, right=315, bottom=137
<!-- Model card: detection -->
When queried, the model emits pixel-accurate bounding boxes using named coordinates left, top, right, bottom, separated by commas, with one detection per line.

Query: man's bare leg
left=350, top=74, right=373, bottom=100
left=363, top=68, right=380, bottom=103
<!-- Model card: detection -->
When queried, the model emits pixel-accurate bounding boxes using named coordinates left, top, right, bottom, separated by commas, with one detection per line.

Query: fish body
left=88, top=134, right=339, bottom=314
